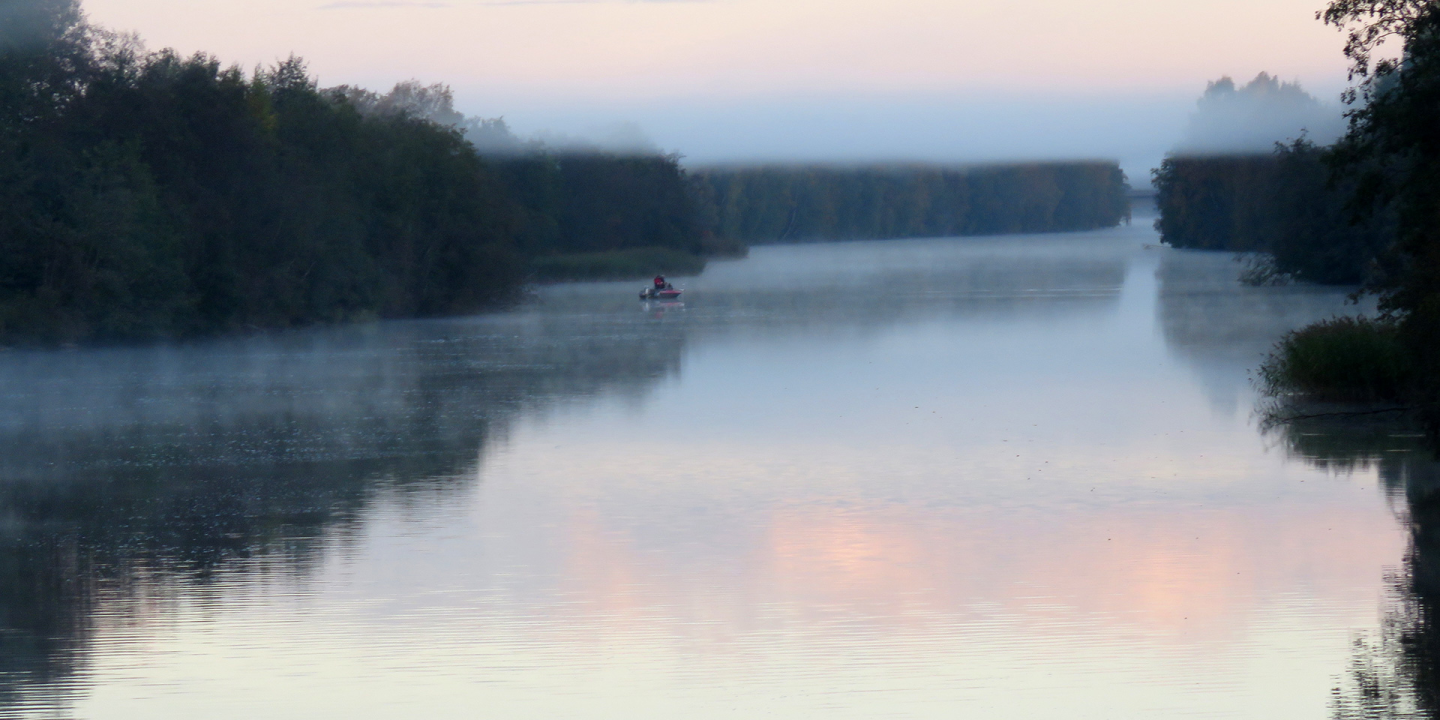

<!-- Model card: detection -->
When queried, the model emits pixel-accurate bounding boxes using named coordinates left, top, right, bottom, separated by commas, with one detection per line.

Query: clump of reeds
left=1258, top=316, right=1413, bottom=403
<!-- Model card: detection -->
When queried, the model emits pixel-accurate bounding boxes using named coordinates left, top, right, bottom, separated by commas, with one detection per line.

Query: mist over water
left=1173, top=73, right=1346, bottom=155
left=473, top=91, right=1196, bottom=183
left=463, top=76, right=1348, bottom=184
left=0, top=220, right=1410, bottom=718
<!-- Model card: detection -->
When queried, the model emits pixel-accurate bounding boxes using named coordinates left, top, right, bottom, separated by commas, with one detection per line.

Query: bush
left=1259, top=316, right=1413, bottom=402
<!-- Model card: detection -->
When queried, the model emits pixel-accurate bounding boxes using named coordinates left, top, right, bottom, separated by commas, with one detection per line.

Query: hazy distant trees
left=333, top=80, right=531, bottom=154
left=691, top=162, right=1130, bottom=244
left=1175, top=72, right=1345, bottom=154
left=335, top=80, right=468, bottom=126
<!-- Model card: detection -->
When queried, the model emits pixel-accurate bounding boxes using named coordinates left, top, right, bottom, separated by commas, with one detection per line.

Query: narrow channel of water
left=0, top=221, right=1417, bottom=719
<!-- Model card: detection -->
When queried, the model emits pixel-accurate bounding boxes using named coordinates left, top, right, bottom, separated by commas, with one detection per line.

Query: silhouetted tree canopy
left=0, top=2, right=713, bottom=342
left=1317, top=0, right=1440, bottom=436
left=1152, top=143, right=1394, bottom=285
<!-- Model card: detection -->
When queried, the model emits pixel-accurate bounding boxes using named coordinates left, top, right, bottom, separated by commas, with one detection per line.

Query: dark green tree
left=1321, top=0, right=1440, bottom=434
left=1152, top=143, right=1392, bottom=284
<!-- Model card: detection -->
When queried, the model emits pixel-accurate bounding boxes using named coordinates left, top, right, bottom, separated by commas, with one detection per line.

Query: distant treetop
left=1174, top=72, right=1345, bottom=156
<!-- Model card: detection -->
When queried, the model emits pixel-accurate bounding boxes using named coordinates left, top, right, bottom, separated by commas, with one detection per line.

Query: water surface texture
left=0, top=223, right=1415, bottom=719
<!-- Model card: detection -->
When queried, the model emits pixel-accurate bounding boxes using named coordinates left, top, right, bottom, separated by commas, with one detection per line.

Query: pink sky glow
left=80, top=0, right=1361, bottom=174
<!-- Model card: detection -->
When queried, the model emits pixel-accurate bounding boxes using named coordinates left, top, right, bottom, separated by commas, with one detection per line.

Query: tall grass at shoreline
left=1258, top=316, right=1413, bottom=403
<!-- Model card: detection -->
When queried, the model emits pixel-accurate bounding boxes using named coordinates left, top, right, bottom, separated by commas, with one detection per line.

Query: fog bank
left=1174, top=73, right=1345, bottom=154
left=451, top=89, right=1287, bottom=187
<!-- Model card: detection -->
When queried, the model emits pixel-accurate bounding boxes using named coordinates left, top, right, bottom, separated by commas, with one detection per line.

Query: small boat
left=639, top=286, right=683, bottom=300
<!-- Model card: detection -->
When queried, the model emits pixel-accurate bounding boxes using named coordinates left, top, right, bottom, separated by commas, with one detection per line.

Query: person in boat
left=653, top=274, right=668, bottom=290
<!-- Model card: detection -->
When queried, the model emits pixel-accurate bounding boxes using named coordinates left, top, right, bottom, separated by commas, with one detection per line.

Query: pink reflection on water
left=553, top=496, right=1404, bottom=655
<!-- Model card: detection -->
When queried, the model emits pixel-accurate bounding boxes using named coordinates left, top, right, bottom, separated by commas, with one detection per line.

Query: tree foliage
left=1152, top=142, right=1395, bottom=285
left=0, top=2, right=710, bottom=342
left=0, top=0, right=534, bottom=341
left=691, top=162, right=1130, bottom=244
left=0, top=0, right=1142, bottom=343
left=1318, top=0, right=1440, bottom=435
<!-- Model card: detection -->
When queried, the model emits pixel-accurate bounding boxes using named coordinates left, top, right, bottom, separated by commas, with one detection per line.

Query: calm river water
left=0, top=219, right=1427, bottom=719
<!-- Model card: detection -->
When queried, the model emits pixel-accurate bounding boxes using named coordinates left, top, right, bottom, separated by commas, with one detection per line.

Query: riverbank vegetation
left=1153, top=142, right=1393, bottom=285
left=0, top=0, right=713, bottom=342
left=1196, top=18, right=1440, bottom=708
left=1258, top=316, right=1412, bottom=404
left=1152, top=73, right=1393, bottom=286
left=1325, top=0, right=1440, bottom=438
left=691, top=162, right=1130, bottom=244
left=0, top=0, right=1135, bottom=344
left=1235, top=0, right=1440, bottom=441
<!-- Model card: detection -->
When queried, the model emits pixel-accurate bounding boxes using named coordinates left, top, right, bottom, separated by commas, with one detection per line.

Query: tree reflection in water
left=0, top=235, right=1135, bottom=713
left=0, top=315, right=686, bottom=712
left=1266, top=414, right=1440, bottom=719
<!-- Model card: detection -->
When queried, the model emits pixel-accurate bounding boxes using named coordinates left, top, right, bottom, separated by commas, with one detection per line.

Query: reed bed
left=1258, top=316, right=1413, bottom=403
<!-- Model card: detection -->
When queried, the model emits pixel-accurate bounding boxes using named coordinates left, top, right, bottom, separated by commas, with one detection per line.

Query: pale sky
left=82, top=0, right=1356, bottom=179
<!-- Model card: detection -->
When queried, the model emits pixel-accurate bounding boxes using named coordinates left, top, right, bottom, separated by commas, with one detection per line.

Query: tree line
left=0, top=0, right=704, bottom=342
left=0, top=0, right=1136, bottom=344
left=1152, top=143, right=1393, bottom=284
left=691, top=162, right=1130, bottom=244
